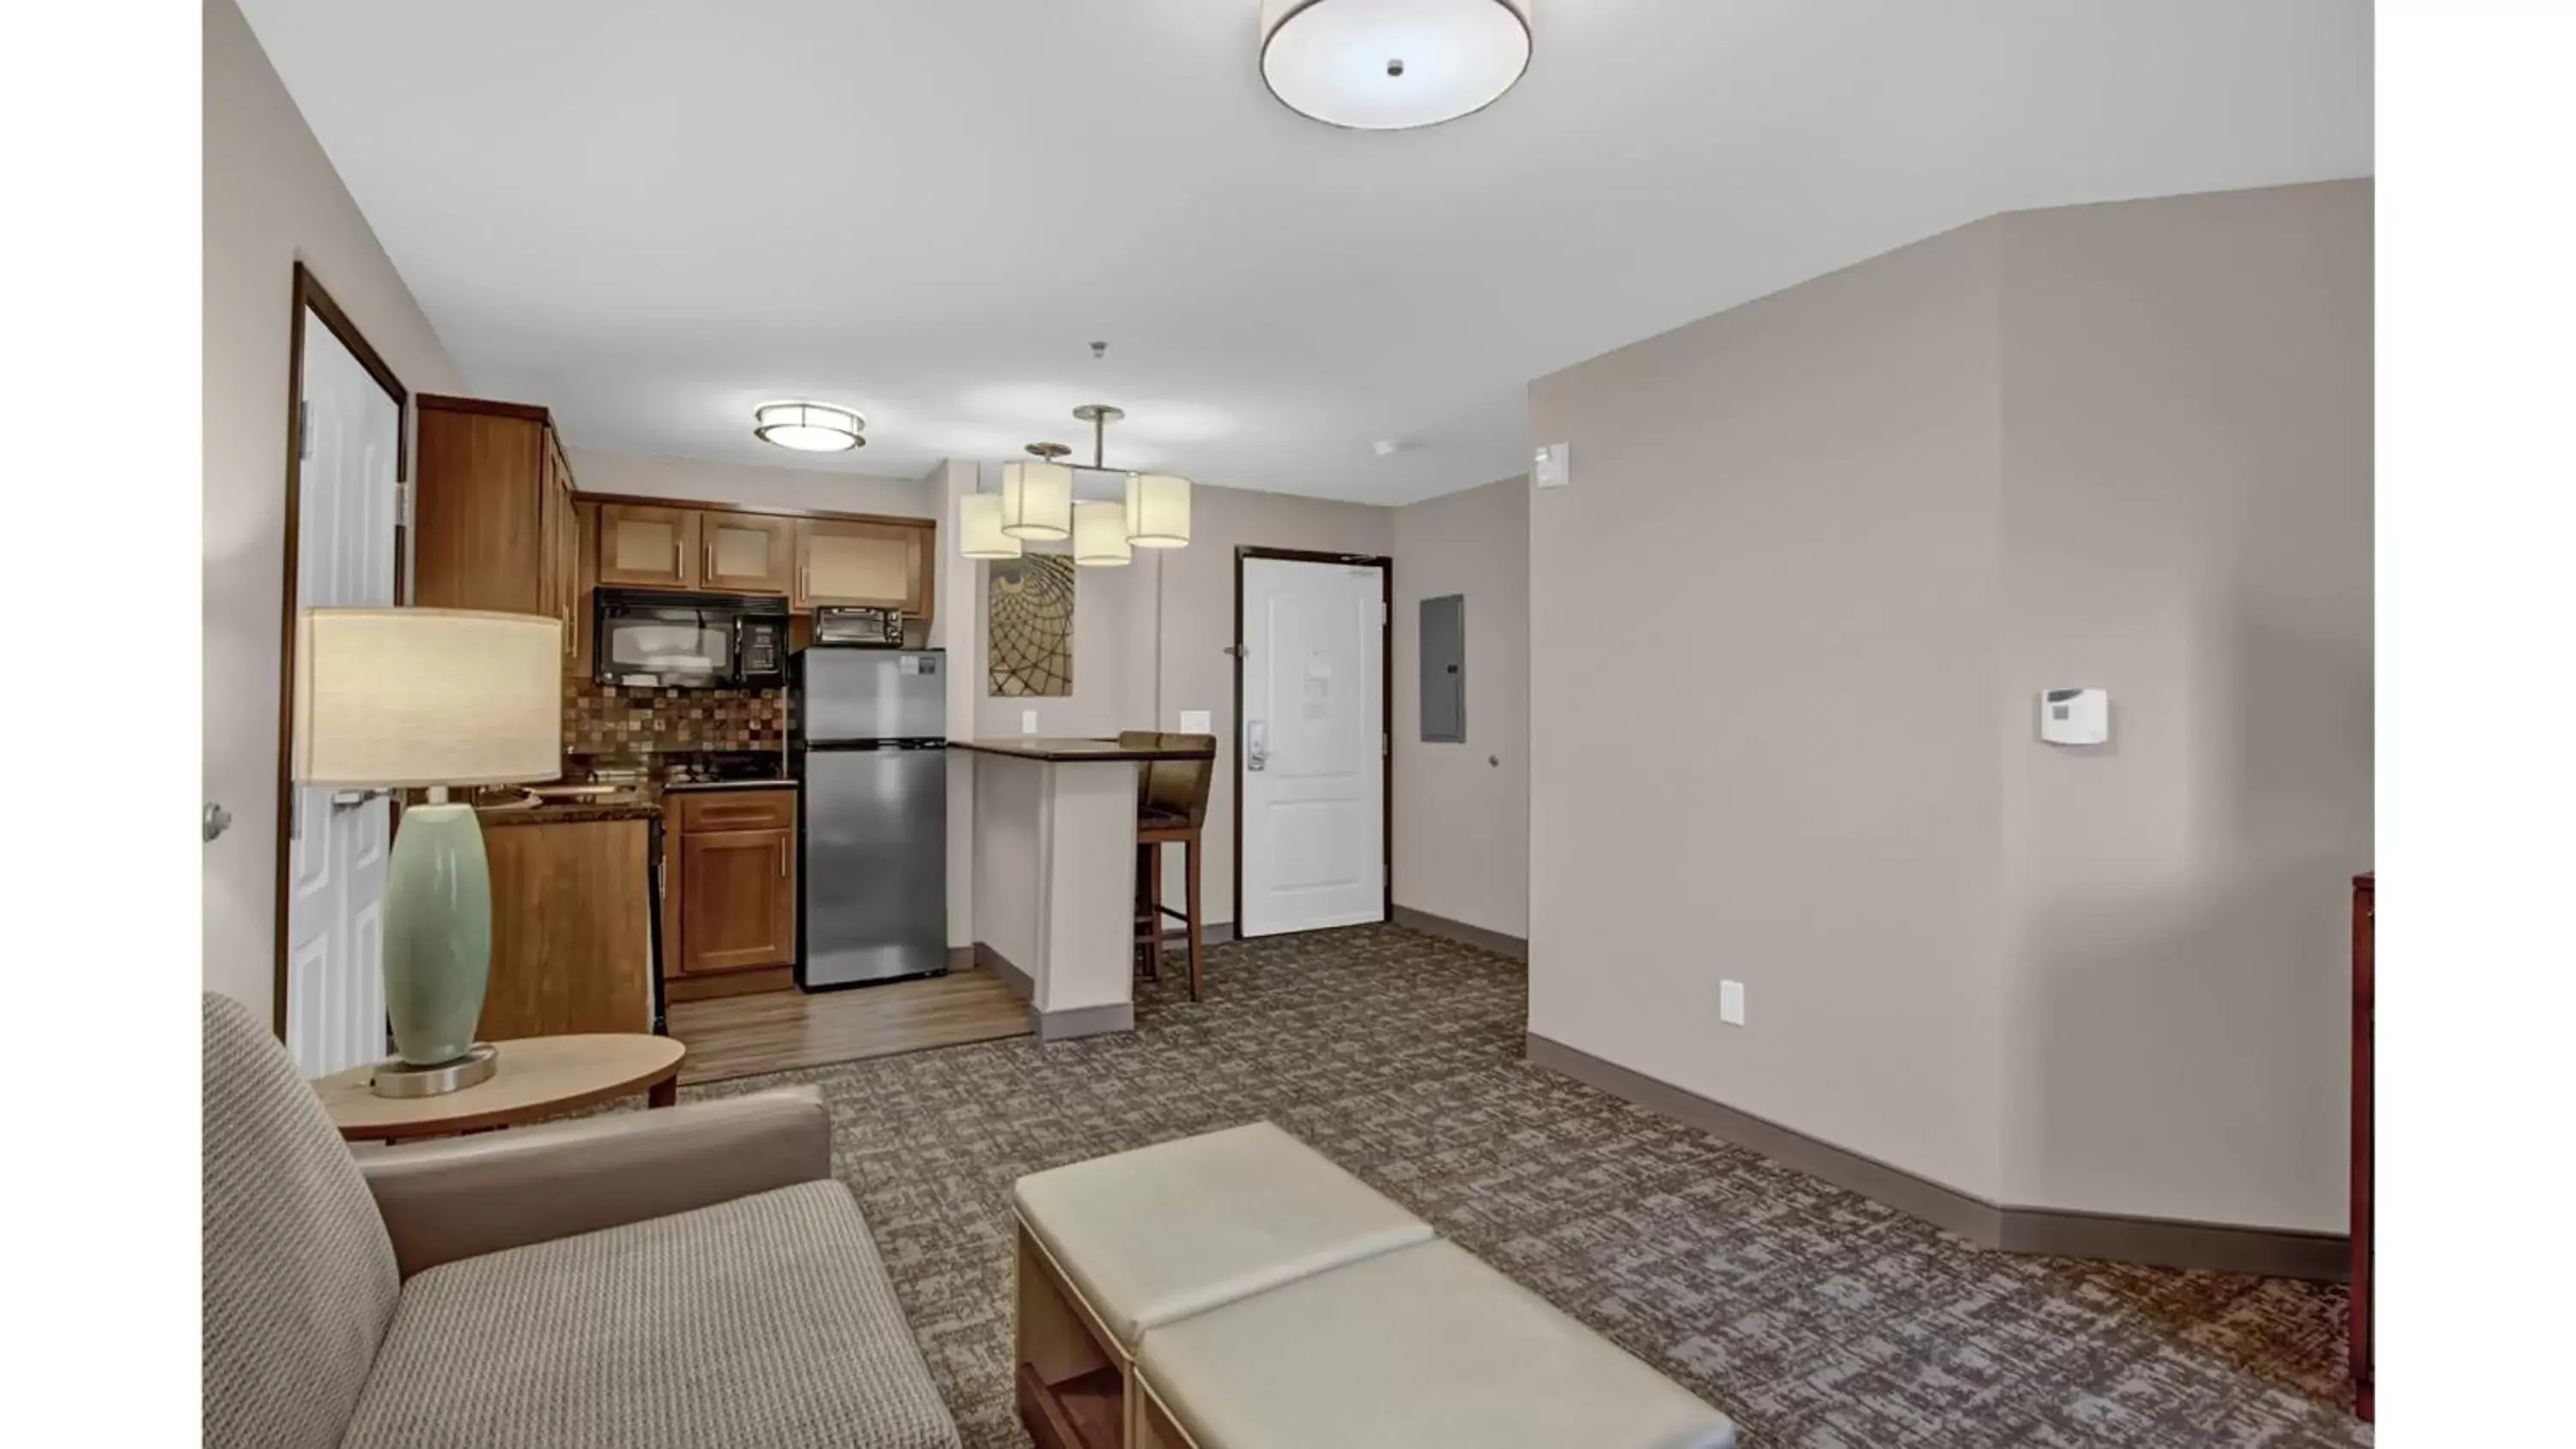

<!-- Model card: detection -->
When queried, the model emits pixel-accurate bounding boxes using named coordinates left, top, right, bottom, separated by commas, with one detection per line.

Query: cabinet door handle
left=704, top=543, right=714, bottom=580
left=778, top=840, right=787, bottom=877
left=672, top=538, right=681, bottom=576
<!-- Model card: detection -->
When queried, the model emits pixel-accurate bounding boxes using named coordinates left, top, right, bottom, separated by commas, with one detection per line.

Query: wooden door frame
left=271, top=262, right=410, bottom=1035
left=1230, top=546, right=1394, bottom=940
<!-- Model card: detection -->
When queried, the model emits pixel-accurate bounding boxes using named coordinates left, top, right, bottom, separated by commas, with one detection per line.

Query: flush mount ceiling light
left=1260, top=0, right=1531, bottom=131
left=751, top=400, right=865, bottom=452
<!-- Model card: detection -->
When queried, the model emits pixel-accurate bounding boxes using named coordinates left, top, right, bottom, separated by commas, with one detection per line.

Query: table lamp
left=293, top=608, right=563, bottom=1096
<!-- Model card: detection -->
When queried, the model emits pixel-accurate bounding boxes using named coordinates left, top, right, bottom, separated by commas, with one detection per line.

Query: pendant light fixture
left=1072, top=501, right=1132, bottom=567
left=957, top=492, right=1023, bottom=559
left=752, top=400, right=865, bottom=452
left=1126, top=473, right=1192, bottom=549
left=958, top=404, right=1196, bottom=562
left=999, top=443, right=1074, bottom=541
left=1071, top=403, right=1195, bottom=554
left=1260, top=0, right=1533, bottom=131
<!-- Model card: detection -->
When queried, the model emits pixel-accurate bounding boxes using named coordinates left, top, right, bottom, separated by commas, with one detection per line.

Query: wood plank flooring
left=666, top=968, right=1032, bottom=1085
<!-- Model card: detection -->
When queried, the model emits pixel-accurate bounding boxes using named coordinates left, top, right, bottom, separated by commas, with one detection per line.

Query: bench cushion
left=1011, top=1122, right=1431, bottom=1347
left=342, top=1180, right=959, bottom=1449
left=1137, top=1239, right=1736, bottom=1449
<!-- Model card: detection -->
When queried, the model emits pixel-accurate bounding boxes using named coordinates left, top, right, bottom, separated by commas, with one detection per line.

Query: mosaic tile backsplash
left=565, top=678, right=785, bottom=755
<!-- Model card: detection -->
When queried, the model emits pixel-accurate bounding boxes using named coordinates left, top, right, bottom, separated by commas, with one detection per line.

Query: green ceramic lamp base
left=383, top=800, right=493, bottom=1070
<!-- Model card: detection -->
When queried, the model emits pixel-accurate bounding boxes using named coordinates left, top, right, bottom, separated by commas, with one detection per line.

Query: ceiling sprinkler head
left=1387, top=58, right=1406, bottom=78
left=1090, top=341, right=1108, bottom=360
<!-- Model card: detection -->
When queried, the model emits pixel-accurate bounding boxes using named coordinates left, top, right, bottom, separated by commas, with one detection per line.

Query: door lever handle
left=331, top=787, right=394, bottom=809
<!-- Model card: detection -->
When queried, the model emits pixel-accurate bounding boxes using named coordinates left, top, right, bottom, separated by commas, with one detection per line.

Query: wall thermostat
left=2038, top=688, right=2109, bottom=746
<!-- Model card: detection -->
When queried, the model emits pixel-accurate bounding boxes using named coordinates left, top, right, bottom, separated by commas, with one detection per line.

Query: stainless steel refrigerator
left=794, top=646, right=947, bottom=989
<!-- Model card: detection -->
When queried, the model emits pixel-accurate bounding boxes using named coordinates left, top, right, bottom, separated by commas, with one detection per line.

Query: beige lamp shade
left=1126, top=472, right=1192, bottom=548
left=957, top=491, right=1024, bottom=560
left=999, top=459, right=1073, bottom=541
left=1072, top=500, right=1133, bottom=567
left=293, top=609, right=564, bottom=787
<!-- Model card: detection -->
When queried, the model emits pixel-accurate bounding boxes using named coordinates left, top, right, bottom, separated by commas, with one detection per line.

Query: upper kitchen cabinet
left=413, top=395, right=581, bottom=659
left=596, top=502, right=700, bottom=589
left=797, top=517, right=932, bottom=615
left=700, top=512, right=795, bottom=595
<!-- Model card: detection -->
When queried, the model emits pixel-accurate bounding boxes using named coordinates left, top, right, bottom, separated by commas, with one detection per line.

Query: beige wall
left=1526, top=181, right=2370, bottom=1229
left=1391, top=476, right=1532, bottom=939
left=1995, top=184, right=2372, bottom=1229
left=202, top=0, right=467, bottom=1022
left=1528, top=220, right=2013, bottom=1201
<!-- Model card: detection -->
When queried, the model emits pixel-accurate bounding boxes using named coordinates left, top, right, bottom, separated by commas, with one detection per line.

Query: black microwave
left=592, top=588, right=789, bottom=689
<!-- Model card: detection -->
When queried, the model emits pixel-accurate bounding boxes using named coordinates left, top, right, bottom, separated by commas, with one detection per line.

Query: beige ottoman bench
left=1011, top=1122, right=1434, bottom=1448
left=1133, top=1238, right=1739, bottom=1449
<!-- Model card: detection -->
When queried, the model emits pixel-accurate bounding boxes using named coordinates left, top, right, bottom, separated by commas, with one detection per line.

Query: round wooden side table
left=313, top=1034, right=686, bottom=1143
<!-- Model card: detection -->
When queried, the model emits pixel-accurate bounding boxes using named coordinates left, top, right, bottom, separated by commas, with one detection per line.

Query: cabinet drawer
left=675, top=789, right=797, bottom=834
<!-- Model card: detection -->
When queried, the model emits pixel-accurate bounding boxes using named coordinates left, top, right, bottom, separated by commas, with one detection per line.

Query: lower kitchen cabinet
left=680, top=829, right=797, bottom=972
left=476, top=812, right=657, bottom=1039
left=663, top=788, right=800, bottom=996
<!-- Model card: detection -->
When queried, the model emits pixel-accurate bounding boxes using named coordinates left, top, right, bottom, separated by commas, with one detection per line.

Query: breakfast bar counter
left=962, top=737, right=1215, bottom=1041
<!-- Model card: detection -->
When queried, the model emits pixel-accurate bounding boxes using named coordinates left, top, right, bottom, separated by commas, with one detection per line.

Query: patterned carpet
left=688, top=925, right=2369, bottom=1448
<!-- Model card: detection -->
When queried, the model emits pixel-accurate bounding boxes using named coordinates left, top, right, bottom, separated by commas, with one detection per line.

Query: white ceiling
left=238, top=0, right=2370, bottom=506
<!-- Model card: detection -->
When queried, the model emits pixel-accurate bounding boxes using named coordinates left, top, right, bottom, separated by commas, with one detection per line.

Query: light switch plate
left=1719, top=979, right=1746, bottom=1027
left=1021, top=710, right=1039, bottom=735
left=1533, top=442, right=1571, bottom=489
left=1179, top=709, right=1212, bottom=733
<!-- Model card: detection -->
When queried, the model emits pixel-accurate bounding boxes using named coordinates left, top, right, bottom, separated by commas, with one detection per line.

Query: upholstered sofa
left=201, top=993, right=961, bottom=1449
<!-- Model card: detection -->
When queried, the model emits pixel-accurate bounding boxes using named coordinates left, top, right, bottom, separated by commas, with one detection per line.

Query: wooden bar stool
left=1121, top=731, right=1215, bottom=1002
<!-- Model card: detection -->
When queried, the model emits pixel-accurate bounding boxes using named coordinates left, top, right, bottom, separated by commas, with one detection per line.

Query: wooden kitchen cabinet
left=413, top=395, right=582, bottom=658
left=663, top=788, right=799, bottom=985
left=678, top=828, right=797, bottom=973
left=699, top=511, right=795, bottom=594
left=597, top=503, right=701, bottom=589
left=477, top=813, right=656, bottom=1040
left=796, top=517, right=931, bottom=615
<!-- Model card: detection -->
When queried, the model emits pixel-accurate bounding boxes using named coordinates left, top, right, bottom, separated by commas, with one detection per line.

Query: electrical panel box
left=1419, top=594, right=1466, bottom=743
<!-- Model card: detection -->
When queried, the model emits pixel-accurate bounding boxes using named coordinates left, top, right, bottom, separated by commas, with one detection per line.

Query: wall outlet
left=1021, top=709, right=1039, bottom=735
left=1719, top=979, right=1747, bottom=1027
left=1180, top=709, right=1212, bottom=734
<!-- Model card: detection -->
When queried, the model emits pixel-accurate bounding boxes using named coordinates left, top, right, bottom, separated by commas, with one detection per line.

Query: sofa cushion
left=1137, top=1239, right=1737, bottom=1449
left=1011, top=1121, right=1431, bottom=1347
left=202, top=992, right=399, bottom=1449
left=342, top=1179, right=959, bottom=1449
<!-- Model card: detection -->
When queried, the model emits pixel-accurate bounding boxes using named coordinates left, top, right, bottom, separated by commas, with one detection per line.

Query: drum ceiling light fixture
left=1259, top=0, right=1533, bottom=131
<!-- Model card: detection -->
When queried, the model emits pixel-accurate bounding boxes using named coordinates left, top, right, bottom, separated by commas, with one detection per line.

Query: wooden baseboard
left=1391, top=906, right=1526, bottom=961
left=1526, top=1031, right=2348, bottom=1282
left=663, top=965, right=793, bottom=1003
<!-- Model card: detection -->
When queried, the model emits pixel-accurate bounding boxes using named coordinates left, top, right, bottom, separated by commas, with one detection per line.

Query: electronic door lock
left=1245, top=719, right=1268, bottom=771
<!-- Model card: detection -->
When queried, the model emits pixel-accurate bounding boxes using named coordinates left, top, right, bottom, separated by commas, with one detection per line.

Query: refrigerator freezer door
left=803, top=648, right=945, bottom=743
left=801, top=746, right=948, bottom=987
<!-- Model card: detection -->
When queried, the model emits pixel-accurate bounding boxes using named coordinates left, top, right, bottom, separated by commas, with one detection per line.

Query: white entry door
left=283, top=310, right=402, bottom=1076
left=1238, top=556, right=1387, bottom=938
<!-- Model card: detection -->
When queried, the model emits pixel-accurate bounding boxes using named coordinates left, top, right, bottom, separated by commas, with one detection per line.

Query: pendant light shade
left=1125, top=473, right=1193, bottom=548
left=751, top=400, right=865, bottom=452
left=1260, top=0, right=1532, bottom=131
left=957, top=492, right=1023, bottom=560
left=1072, top=500, right=1133, bottom=567
left=999, top=460, right=1073, bottom=541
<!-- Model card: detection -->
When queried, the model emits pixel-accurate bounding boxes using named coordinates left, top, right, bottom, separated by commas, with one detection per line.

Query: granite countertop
left=472, top=794, right=660, bottom=828
left=953, top=737, right=1218, bottom=763
left=659, top=778, right=795, bottom=794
